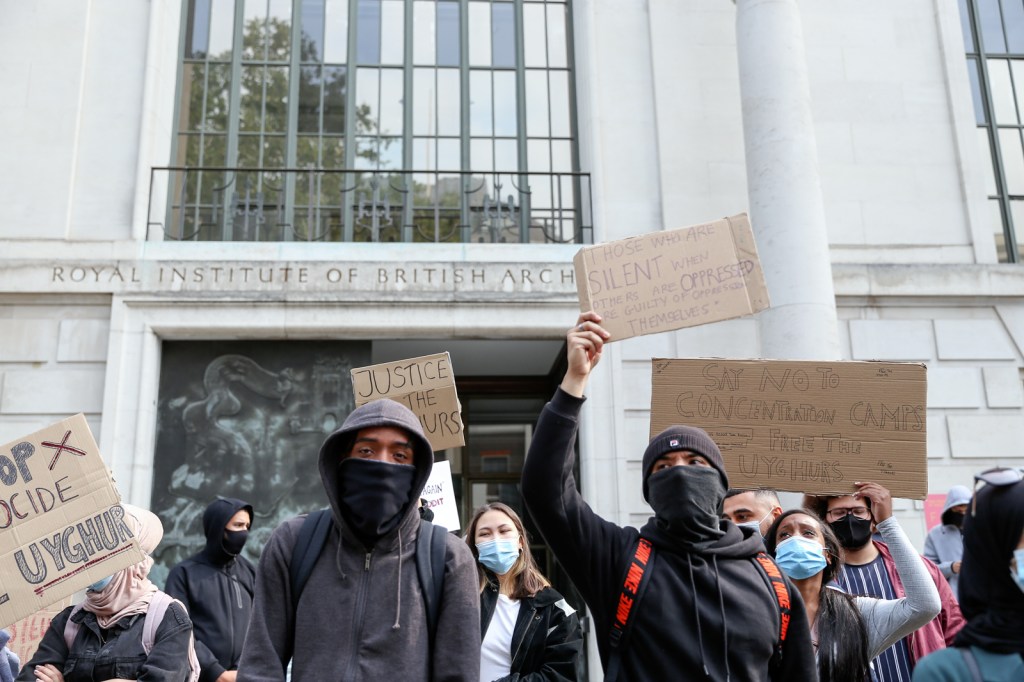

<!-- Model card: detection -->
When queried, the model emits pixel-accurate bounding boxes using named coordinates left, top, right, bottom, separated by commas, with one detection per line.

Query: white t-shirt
left=480, top=593, right=521, bottom=682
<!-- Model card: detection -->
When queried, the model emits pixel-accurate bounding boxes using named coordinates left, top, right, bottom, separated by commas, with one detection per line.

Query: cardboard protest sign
left=574, top=213, right=770, bottom=342
left=351, top=352, right=465, bottom=451
left=0, top=415, right=145, bottom=630
left=420, top=460, right=460, bottom=532
left=650, top=359, right=928, bottom=499
left=6, top=596, right=72, bottom=663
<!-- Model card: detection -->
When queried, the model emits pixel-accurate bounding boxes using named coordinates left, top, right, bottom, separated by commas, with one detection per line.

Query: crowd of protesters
left=10, top=310, right=1024, bottom=681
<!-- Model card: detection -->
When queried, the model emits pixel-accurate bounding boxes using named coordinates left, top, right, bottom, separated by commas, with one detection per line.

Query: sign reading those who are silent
left=649, top=359, right=928, bottom=499
left=0, top=415, right=145, bottom=630
left=351, top=352, right=465, bottom=451
left=573, top=213, right=770, bottom=342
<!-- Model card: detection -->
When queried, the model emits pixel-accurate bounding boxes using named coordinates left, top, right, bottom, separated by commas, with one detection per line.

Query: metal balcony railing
left=147, top=166, right=593, bottom=245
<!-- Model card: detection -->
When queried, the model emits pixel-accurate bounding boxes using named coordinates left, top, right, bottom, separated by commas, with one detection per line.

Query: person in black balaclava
left=520, top=311, right=817, bottom=681
left=237, top=399, right=481, bottom=682
left=165, top=497, right=256, bottom=682
left=913, top=475, right=1024, bottom=680
left=805, top=487, right=965, bottom=682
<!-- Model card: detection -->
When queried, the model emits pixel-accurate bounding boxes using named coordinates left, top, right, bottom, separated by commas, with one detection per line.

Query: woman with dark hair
left=913, top=470, right=1024, bottom=680
left=764, top=482, right=940, bottom=682
left=465, top=502, right=583, bottom=682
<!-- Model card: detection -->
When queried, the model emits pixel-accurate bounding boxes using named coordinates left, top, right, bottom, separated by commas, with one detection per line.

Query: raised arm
left=521, top=312, right=630, bottom=606
left=853, top=484, right=940, bottom=659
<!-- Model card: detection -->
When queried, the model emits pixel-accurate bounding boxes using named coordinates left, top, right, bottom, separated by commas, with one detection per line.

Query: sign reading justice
left=0, top=415, right=144, bottom=630
left=351, top=352, right=465, bottom=451
left=649, top=359, right=928, bottom=499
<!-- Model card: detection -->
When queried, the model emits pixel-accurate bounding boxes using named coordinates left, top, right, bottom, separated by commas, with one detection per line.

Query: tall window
left=959, top=0, right=1024, bottom=261
left=170, top=0, right=585, bottom=244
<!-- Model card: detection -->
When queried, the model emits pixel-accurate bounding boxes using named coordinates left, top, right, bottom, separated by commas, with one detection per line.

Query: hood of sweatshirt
left=640, top=514, right=765, bottom=559
left=201, top=497, right=253, bottom=564
left=318, top=399, right=434, bottom=541
left=942, top=485, right=972, bottom=514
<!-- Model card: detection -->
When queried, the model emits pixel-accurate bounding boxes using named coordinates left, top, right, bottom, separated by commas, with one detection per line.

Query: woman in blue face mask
left=466, top=502, right=583, bottom=682
left=765, top=506, right=940, bottom=682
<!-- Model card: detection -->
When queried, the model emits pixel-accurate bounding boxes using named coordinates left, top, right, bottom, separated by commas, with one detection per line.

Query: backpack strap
left=604, top=537, right=655, bottom=682
left=290, top=509, right=333, bottom=599
left=62, top=604, right=86, bottom=650
left=751, top=552, right=791, bottom=666
left=141, top=591, right=174, bottom=654
left=415, top=519, right=447, bottom=641
left=142, top=592, right=201, bottom=682
left=959, top=647, right=984, bottom=682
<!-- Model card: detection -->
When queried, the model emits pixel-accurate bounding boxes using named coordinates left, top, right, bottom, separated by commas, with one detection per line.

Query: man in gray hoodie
left=238, top=399, right=480, bottom=682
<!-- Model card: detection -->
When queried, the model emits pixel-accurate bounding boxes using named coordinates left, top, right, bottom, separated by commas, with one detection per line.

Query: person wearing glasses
left=805, top=485, right=965, bottom=682
left=912, top=467, right=1024, bottom=681
left=763, top=497, right=940, bottom=682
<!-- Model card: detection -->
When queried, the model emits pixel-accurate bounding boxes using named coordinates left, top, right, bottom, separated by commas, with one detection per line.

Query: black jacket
left=480, top=583, right=583, bottom=681
left=16, top=602, right=193, bottom=682
left=165, top=498, right=255, bottom=682
left=521, top=389, right=817, bottom=681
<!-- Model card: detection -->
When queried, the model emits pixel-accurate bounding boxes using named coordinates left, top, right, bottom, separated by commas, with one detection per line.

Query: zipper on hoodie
left=231, top=575, right=244, bottom=609
left=343, top=550, right=374, bottom=681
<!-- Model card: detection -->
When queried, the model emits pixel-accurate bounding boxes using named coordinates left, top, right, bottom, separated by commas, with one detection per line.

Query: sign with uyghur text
left=649, top=359, right=928, bottom=499
left=351, top=352, right=465, bottom=451
left=573, top=214, right=770, bottom=341
left=0, top=415, right=145, bottom=630
left=420, top=460, right=461, bottom=532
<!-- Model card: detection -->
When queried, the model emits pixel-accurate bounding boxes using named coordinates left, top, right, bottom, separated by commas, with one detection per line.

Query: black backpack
left=289, top=509, right=448, bottom=640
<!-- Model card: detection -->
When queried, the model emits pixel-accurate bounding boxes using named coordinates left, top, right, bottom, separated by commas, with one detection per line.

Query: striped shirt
left=837, top=554, right=914, bottom=682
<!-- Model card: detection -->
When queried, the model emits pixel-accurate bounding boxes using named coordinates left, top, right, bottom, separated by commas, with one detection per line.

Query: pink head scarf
left=82, top=504, right=163, bottom=629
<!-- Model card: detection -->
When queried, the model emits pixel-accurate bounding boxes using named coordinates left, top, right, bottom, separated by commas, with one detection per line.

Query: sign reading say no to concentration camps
left=0, top=415, right=144, bottom=630
left=650, top=359, right=928, bottom=499
left=573, top=213, right=770, bottom=342
left=351, top=352, right=465, bottom=451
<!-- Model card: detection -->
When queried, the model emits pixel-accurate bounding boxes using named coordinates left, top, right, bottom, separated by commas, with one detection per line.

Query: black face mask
left=829, top=514, right=873, bottom=549
left=222, top=529, right=248, bottom=556
left=646, top=466, right=725, bottom=546
left=946, top=511, right=965, bottom=528
left=337, top=457, right=416, bottom=546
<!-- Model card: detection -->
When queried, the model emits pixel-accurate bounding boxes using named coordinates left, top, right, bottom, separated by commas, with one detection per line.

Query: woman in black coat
left=466, top=502, right=582, bottom=682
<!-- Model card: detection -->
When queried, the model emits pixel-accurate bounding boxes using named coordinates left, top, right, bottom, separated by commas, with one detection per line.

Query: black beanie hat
left=642, top=425, right=728, bottom=501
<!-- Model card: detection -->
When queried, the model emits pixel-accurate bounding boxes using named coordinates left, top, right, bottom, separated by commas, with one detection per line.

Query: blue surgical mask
left=87, top=575, right=114, bottom=593
left=774, top=536, right=827, bottom=580
left=736, top=511, right=773, bottom=538
left=1013, top=549, right=1024, bottom=594
left=476, top=539, right=520, bottom=575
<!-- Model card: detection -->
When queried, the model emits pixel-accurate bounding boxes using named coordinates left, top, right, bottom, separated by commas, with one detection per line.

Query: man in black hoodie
left=165, top=497, right=256, bottom=682
left=521, top=312, right=817, bottom=681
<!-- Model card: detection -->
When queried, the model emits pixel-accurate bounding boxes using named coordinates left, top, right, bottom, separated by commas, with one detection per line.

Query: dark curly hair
left=765, top=509, right=870, bottom=682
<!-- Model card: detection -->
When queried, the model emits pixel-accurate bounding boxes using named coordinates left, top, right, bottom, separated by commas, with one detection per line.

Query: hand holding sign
left=562, top=311, right=610, bottom=399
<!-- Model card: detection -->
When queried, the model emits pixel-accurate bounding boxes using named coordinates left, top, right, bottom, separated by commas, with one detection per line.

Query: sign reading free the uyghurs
left=649, top=359, right=928, bottom=499
left=0, top=415, right=144, bottom=630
